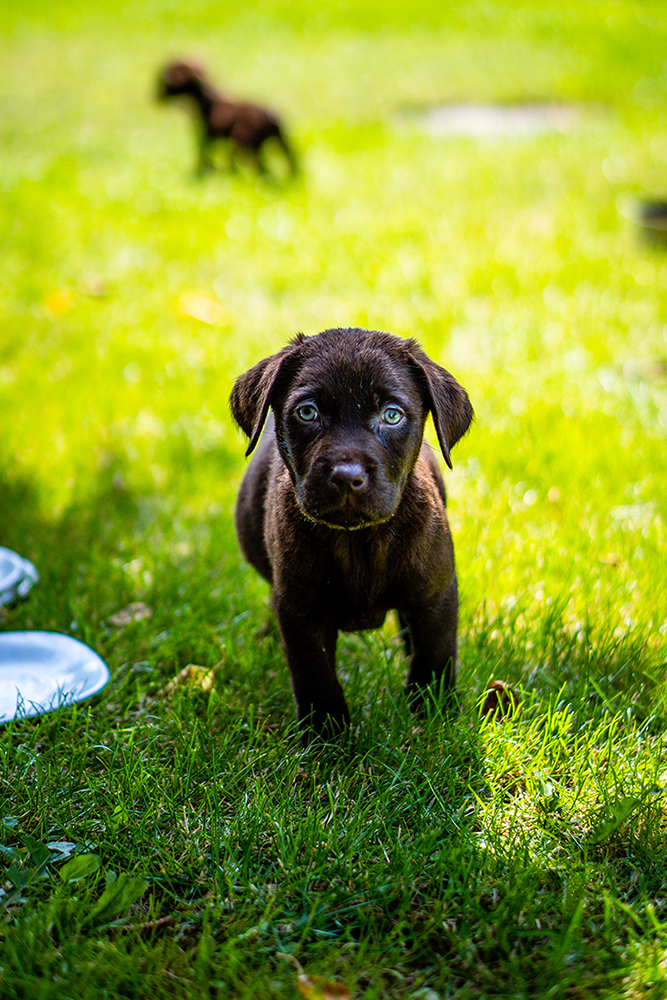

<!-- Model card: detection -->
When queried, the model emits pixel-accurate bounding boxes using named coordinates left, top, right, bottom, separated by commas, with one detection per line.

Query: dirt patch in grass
left=404, top=101, right=583, bottom=137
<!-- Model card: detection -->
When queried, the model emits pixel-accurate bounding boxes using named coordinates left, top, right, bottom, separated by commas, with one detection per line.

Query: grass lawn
left=2, top=0, right=667, bottom=996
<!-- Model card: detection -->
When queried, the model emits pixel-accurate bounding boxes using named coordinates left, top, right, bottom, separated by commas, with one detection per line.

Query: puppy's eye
left=381, top=406, right=404, bottom=426
left=296, top=403, right=319, bottom=423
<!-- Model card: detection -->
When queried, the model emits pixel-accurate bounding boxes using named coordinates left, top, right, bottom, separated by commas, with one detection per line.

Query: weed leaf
left=47, top=841, right=78, bottom=859
left=21, top=836, right=51, bottom=867
left=60, top=853, right=101, bottom=883
left=83, top=873, right=148, bottom=926
left=110, top=803, right=130, bottom=832
left=588, top=796, right=643, bottom=844
left=5, top=864, right=33, bottom=890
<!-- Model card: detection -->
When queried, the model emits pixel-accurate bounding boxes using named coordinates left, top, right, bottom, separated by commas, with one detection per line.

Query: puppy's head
left=231, top=328, right=473, bottom=530
left=158, top=60, right=207, bottom=100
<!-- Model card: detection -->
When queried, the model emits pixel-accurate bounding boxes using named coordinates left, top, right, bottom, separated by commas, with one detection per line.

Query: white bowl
left=0, top=631, right=110, bottom=722
left=0, top=546, right=38, bottom=606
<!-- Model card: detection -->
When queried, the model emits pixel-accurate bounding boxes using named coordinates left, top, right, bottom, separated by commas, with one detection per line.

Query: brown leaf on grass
left=162, top=664, right=215, bottom=698
left=176, top=292, right=229, bottom=326
left=296, top=974, right=352, bottom=1000
left=480, top=679, right=519, bottom=721
left=108, top=602, right=153, bottom=627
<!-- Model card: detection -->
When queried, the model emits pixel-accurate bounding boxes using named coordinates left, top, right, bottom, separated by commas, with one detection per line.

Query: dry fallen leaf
left=480, top=679, right=519, bottom=721
left=296, top=974, right=352, bottom=1000
left=108, top=602, right=153, bottom=627
left=176, top=292, right=229, bottom=326
left=43, top=289, right=75, bottom=315
left=162, top=664, right=215, bottom=697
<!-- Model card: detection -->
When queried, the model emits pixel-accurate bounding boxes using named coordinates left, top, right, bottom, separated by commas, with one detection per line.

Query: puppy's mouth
left=293, top=458, right=403, bottom=530
left=298, top=505, right=391, bottom=531
left=295, top=489, right=399, bottom=531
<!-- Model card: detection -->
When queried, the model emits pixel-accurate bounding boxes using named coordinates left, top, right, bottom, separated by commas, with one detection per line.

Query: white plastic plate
left=0, top=546, right=39, bottom=606
left=0, top=631, right=110, bottom=723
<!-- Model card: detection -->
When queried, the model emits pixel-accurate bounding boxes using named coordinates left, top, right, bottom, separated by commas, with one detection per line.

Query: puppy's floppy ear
left=408, top=344, right=473, bottom=469
left=230, top=336, right=305, bottom=456
left=169, top=60, right=205, bottom=86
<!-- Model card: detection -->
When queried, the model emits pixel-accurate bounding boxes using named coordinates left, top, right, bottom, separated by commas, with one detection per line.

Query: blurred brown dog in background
left=158, top=60, right=297, bottom=177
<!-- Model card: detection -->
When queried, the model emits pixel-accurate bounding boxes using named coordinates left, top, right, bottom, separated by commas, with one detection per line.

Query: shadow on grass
left=0, top=448, right=246, bottom=683
left=1, top=455, right=139, bottom=628
left=1, top=461, right=665, bottom=999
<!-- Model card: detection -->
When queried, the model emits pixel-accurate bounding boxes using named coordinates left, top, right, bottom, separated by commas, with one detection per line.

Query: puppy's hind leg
left=402, top=576, right=459, bottom=713
left=276, top=129, right=298, bottom=177
left=196, top=133, right=214, bottom=175
left=397, top=612, right=412, bottom=657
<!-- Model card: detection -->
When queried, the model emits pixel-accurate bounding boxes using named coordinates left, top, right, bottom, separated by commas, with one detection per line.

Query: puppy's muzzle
left=298, top=452, right=400, bottom=529
left=330, top=461, right=369, bottom=495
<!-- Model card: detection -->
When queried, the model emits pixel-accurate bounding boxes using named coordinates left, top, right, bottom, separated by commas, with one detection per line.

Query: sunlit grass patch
left=2, top=0, right=667, bottom=996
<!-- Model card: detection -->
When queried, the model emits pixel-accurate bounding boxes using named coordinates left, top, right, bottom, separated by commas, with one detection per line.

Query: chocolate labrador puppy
left=157, top=60, right=297, bottom=177
left=230, top=327, right=473, bottom=739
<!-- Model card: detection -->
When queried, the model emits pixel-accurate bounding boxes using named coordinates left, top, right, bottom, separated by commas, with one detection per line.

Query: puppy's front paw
left=298, top=704, right=351, bottom=746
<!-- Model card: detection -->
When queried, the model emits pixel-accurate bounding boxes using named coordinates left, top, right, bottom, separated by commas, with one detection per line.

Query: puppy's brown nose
left=330, top=462, right=368, bottom=492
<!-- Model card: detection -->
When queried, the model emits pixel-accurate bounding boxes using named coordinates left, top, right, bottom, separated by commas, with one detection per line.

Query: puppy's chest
left=327, top=535, right=393, bottom=630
